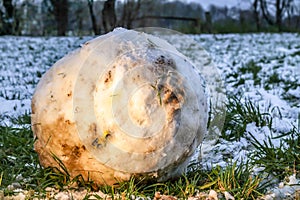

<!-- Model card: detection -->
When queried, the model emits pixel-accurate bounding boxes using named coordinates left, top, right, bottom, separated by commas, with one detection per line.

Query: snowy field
left=0, top=33, right=299, bottom=198
left=0, top=36, right=92, bottom=121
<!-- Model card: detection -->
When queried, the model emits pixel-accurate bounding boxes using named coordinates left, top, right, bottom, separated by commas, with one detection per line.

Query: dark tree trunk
left=3, top=0, right=14, bottom=19
left=275, top=0, right=285, bottom=31
left=102, top=0, right=116, bottom=33
left=87, top=0, right=100, bottom=35
left=1, top=0, right=14, bottom=34
left=276, top=0, right=282, bottom=31
left=204, top=11, right=212, bottom=33
left=287, top=6, right=291, bottom=28
left=253, top=0, right=261, bottom=31
left=50, top=0, right=69, bottom=36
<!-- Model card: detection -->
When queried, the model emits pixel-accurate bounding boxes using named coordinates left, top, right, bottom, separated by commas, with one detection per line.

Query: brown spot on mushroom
left=104, top=70, right=112, bottom=84
left=105, top=133, right=111, bottom=140
left=154, top=55, right=176, bottom=69
left=88, top=123, right=97, bottom=136
left=58, top=73, right=66, bottom=78
left=167, top=59, right=174, bottom=67
left=89, top=84, right=97, bottom=95
left=61, top=144, right=84, bottom=159
left=155, top=55, right=166, bottom=65
left=163, top=89, right=180, bottom=105
left=33, top=115, right=90, bottom=178
left=67, top=91, right=72, bottom=97
left=72, top=145, right=82, bottom=158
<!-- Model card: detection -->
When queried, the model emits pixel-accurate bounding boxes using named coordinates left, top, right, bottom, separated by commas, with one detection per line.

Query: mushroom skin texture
left=31, top=28, right=208, bottom=185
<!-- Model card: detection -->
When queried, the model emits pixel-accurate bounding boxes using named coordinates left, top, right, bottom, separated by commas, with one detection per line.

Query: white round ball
left=31, top=28, right=208, bottom=185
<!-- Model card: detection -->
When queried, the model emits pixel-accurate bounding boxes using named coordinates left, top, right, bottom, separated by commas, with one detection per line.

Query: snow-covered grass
left=0, top=36, right=92, bottom=123
left=0, top=33, right=299, bottom=199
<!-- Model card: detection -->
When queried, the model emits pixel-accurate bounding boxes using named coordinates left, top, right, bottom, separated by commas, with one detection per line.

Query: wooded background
left=0, top=0, right=299, bottom=36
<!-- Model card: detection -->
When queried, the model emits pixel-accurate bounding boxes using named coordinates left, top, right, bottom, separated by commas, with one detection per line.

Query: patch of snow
left=261, top=174, right=300, bottom=200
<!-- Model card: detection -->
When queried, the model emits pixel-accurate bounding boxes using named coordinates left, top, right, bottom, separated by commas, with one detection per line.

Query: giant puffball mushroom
left=31, top=28, right=208, bottom=185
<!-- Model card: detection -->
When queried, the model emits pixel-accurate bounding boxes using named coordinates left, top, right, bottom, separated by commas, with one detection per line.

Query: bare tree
left=259, top=0, right=293, bottom=31
left=87, top=0, right=100, bottom=35
left=102, top=0, right=116, bottom=33
left=49, top=0, right=69, bottom=36
left=119, top=0, right=141, bottom=29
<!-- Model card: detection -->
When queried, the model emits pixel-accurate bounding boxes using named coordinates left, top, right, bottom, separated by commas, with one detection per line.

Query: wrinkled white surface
left=30, top=28, right=208, bottom=184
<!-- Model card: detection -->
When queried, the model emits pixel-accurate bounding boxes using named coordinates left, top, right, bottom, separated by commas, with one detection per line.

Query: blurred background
left=0, top=0, right=299, bottom=36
